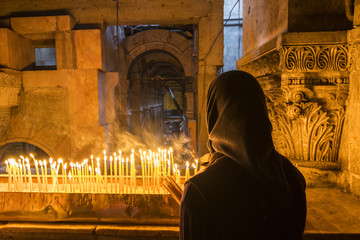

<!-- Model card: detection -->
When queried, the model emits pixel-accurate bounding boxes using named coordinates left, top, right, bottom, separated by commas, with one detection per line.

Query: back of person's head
left=206, top=70, right=273, bottom=166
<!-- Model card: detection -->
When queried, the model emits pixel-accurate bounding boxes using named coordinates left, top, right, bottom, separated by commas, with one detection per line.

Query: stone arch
left=124, top=29, right=194, bottom=77
left=0, top=138, right=55, bottom=159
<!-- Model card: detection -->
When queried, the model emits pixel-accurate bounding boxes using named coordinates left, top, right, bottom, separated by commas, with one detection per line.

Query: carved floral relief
left=282, top=45, right=348, bottom=72
left=239, top=43, right=349, bottom=163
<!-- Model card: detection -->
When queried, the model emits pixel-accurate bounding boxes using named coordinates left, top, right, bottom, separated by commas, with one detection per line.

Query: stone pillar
left=238, top=31, right=349, bottom=169
left=197, top=0, right=224, bottom=156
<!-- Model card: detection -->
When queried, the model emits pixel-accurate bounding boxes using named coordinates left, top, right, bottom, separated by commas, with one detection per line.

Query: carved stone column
left=0, top=69, right=21, bottom=138
left=238, top=32, right=349, bottom=165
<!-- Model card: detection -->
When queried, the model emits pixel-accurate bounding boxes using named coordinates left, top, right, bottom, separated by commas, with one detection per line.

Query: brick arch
left=0, top=138, right=55, bottom=159
left=125, top=29, right=194, bottom=77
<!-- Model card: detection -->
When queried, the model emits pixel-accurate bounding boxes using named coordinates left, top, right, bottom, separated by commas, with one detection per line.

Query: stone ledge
left=291, top=160, right=342, bottom=170
left=237, top=31, right=348, bottom=68
left=0, top=188, right=359, bottom=239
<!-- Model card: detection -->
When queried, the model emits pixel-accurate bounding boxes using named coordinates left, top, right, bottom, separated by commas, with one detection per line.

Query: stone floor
left=0, top=188, right=359, bottom=239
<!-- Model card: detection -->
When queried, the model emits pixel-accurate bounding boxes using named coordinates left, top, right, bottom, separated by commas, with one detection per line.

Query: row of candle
left=3, top=148, right=199, bottom=194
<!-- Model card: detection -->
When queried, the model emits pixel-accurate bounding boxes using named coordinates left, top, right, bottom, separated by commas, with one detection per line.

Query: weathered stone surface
left=2, top=69, right=107, bottom=160
left=0, top=28, right=33, bottom=70
left=0, top=1, right=212, bottom=25
left=243, top=0, right=352, bottom=56
left=337, top=27, right=360, bottom=197
left=74, top=30, right=103, bottom=70
left=0, top=68, right=21, bottom=107
left=0, top=0, right=224, bottom=159
left=238, top=30, right=352, bottom=195
left=10, top=15, right=75, bottom=39
left=197, top=0, right=224, bottom=155
left=55, top=31, right=76, bottom=69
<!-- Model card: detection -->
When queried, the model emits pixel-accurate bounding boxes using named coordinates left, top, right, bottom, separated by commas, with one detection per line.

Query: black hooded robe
left=180, top=71, right=306, bottom=240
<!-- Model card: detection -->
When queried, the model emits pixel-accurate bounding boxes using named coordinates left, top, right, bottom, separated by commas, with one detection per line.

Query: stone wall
left=0, top=0, right=224, bottom=157
left=243, top=0, right=352, bottom=55
left=337, top=27, right=360, bottom=196
left=0, top=15, right=118, bottom=160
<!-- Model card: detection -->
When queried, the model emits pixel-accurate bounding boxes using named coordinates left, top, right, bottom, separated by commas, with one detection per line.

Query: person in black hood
left=180, top=70, right=306, bottom=240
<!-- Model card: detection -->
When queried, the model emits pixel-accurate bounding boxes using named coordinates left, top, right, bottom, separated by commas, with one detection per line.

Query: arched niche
left=124, top=29, right=194, bottom=78
left=125, top=49, right=187, bottom=147
left=0, top=138, right=54, bottom=164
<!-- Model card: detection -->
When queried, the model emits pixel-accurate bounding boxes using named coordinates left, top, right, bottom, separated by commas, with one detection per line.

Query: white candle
left=39, top=161, right=45, bottom=192
left=64, top=163, right=67, bottom=193
left=185, top=161, right=190, bottom=181
left=43, top=160, right=48, bottom=192
left=69, top=171, right=73, bottom=193
left=110, top=156, right=113, bottom=193
left=34, top=160, right=42, bottom=192
left=5, top=160, right=10, bottom=191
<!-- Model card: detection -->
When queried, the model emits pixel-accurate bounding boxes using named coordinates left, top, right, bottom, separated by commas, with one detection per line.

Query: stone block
left=105, top=72, right=119, bottom=124
left=11, top=15, right=75, bottom=36
left=55, top=31, right=76, bottom=69
left=0, top=28, right=34, bottom=70
left=20, top=69, right=107, bottom=159
left=74, top=29, right=103, bottom=69
left=11, top=16, right=57, bottom=35
left=57, top=15, right=76, bottom=31
left=101, top=26, right=117, bottom=72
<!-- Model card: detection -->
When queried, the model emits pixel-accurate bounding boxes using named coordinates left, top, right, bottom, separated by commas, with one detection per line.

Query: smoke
left=110, top=129, right=196, bottom=166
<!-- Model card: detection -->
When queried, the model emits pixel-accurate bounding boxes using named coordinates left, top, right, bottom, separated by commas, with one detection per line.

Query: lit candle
left=140, top=150, right=145, bottom=193
left=43, top=160, right=48, bottom=192
left=118, top=150, right=122, bottom=193
left=56, top=162, right=60, bottom=192
left=110, top=156, right=113, bottom=193
left=103, top=150, right=107, bottom=178
left=89, top=166, right=93, bottom=192
left=39, top=160, right=45, bottom=192
left=58, top=159, right=64, bottom=191
left=185, top=161, right=190, bottom=181
left=18, top=160, right=24, bottom=191
left=195, top=159, right=198, bottom=175
left=125, top=157, right=129, bottom=193
left=64, top=163, right=67, bottom=193
left=121, top=158, right=124, bottom=193
left=91, top=155, right=94, bottom=186
left=69, top=171, right=73, bottom=193
left=114, top=154, right=118, bottom=193
left=170, top=147, right=174, bottom=177
left=5, top=160, right=10, bottom=191
left=177, top=170, right=181, bottom=186
left=49, top=158, right=54, bottom=188
left=21, top=157, right=28, bottom=190
left=34, top=160, right=42, bottom=192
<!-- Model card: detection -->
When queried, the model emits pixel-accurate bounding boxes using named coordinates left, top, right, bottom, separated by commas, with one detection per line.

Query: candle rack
left=0, top=147, right=197, bottom=224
